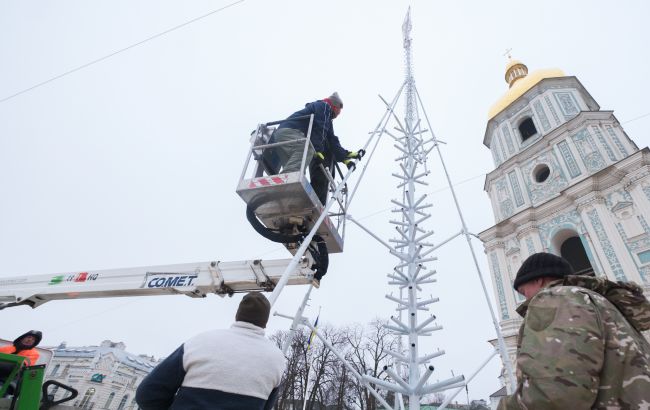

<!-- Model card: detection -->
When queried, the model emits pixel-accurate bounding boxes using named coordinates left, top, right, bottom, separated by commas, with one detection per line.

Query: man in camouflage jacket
left=498, top=252, right=650, bottom=409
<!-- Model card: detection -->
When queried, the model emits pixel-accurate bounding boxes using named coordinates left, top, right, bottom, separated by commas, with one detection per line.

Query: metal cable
left=0, top=0, right=244, bottom=104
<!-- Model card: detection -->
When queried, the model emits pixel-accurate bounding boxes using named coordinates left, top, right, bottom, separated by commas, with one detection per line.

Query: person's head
left=13, top=330, right=42, bottom=350
left=235, top=292, right=271, bottom=328
left=323, top=92, right=343, bottom=118
left=514, top=252, right=574, bottom=300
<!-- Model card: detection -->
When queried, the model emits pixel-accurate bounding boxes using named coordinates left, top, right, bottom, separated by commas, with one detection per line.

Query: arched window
left=518, top=117, right=538, bottom=141
left=104, top=392, right=115, bottom=408
left=79, top=388, right=96, bottom=409
left=560, top=236, right=593, bottom=275
left=117, top=395, right=129, bottom=410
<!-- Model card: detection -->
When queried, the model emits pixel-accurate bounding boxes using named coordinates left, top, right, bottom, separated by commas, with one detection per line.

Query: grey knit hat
left=235, top=292, right=271, bottom=328
left=513, top=252, right=574, bottom=290
left=327, top=92, right=343, bottom=108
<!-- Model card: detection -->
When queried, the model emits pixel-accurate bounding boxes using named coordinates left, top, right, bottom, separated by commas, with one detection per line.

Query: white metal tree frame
left=277, top=8, right=516, bottom=410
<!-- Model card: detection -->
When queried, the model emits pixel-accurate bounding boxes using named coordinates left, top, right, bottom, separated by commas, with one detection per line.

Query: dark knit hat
left=513, top=252, right=574, bottom=290
left=326, top=92, right=343, bottom=109
left=235, top=292, right=271, bottom=328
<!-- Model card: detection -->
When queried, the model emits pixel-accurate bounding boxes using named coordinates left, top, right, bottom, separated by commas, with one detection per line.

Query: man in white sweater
left=136, top=292, right=286, bottom=409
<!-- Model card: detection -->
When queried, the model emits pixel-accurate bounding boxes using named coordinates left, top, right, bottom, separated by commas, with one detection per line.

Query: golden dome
left=488, top=67, right=565, bottom=119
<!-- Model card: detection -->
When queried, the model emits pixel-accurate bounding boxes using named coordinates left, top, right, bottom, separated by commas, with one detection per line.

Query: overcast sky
left=1, top=0, right=649, bottom=402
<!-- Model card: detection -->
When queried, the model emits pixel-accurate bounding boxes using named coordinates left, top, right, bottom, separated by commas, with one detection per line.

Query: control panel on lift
left=236, top=115, right=346, bottom=254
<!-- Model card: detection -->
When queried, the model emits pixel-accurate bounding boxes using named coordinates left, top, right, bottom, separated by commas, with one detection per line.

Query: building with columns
left=478, top=58, right=650, bottom=368
left=45, top=340, right=158, bottom=409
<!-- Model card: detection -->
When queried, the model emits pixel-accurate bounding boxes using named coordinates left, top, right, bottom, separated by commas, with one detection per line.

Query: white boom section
left=0, top=257, right=314, bottom=310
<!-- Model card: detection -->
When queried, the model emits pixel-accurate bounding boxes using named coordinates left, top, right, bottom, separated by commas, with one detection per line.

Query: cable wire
left=622, top=111, right=650, bottom=124
left=0, top=0, right=244, bottom=104
left=357, top=172, right=486, bottom=221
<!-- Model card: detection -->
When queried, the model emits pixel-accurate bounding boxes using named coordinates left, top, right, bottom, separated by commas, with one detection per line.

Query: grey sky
left=1, top=0, right=649, bottom=401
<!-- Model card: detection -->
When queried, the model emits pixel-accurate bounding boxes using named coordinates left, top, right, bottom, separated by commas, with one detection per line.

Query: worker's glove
left=343, top=159, right=356, bottom=170
left=346, top=149, right=366, bottom=160
left=314, top=152, right=326, bottom=164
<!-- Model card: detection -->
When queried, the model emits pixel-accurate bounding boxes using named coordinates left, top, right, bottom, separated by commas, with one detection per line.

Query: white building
left=478, top=59, right=650, bottom=379
left=46, top=340, right=158, bottom=409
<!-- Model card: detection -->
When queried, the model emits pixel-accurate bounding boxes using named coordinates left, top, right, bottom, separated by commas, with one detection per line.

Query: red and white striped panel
left=247, top=175, right=289, bottom=189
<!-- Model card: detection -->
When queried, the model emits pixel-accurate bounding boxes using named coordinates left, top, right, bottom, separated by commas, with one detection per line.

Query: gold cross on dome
left=503, top=48, right=513, bottom=59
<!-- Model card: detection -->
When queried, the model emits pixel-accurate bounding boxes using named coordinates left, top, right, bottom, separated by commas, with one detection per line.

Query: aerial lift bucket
left=236, top=115, right=347, bottom=254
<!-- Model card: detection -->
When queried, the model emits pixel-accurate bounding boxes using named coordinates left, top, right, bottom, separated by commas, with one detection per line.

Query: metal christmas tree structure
left=357, top=9, right=465, bottom=408
left=277, top=8, right=516, bottom=410
left=351, top=8, right=516, bottom=408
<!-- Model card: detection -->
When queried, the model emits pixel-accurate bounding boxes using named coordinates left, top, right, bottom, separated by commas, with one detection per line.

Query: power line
left=622, top=111, right=650, bottom=124
left=44, top=299, right=139, bottom=336
left=357, top=172, right=486, bottom=221
left=0, top=0, right=245, bottom=104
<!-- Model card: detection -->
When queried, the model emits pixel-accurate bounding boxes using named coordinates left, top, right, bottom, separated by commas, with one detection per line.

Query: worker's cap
left=514, top=252, right=573, bottom=290
left=235, top=292, right=271, bottom=329
left=325, top=92, right=343, bottom=109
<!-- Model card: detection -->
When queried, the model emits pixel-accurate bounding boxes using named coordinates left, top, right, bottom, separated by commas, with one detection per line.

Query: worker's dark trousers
left=309, top=160, right=331, bottom=206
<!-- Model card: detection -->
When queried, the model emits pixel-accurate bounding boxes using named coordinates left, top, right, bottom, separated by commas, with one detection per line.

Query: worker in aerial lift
left=273, top=92, right=363, bottom=205
left=0, top=330, right=42, bottom=366
left=498, top=253, right=650, bottom=409
left=136, top=292, right=286, bottom=409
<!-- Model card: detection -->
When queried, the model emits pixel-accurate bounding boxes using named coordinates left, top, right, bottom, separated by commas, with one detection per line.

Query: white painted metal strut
left=279, top=285, right=314, bottom=355
left=414, top=86, right=517, bottom=391
left=347, top=83, right=405, bottom=207
left=438, top=350, right=499, bottom=410
left=268, top=165, right=357, bottom=307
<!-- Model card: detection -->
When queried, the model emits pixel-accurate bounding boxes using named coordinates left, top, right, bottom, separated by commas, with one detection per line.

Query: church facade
left=478, top=59, right=650, bottom=358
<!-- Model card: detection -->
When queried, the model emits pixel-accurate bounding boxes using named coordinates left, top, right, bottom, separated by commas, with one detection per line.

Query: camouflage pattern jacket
left=498, top=275, right=650, bottom=409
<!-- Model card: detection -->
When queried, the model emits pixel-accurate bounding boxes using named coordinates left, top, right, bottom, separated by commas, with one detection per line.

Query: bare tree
left=433, top=391, right=446, bottom=404
left=271, top=329, right=310, bottom=409
left=345, top=319, right=398, bottom=410
left=421, top=390, right=447, bottom=405
left=270, top=319, right=398, bottom=410
left=304, top=325, right=345, bottom=410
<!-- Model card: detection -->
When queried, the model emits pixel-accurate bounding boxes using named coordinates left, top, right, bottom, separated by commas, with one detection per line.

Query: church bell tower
left=478, top=58, right=650, bottom=354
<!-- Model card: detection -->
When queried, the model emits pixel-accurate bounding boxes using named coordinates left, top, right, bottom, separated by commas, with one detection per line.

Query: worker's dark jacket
left=277, top=100, right=349, bottom=161
left=135, top=322, right=286, bottom=410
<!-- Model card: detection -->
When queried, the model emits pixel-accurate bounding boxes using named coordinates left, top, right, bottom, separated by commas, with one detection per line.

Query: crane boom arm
left=0, top=257, right=314, bottom=310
